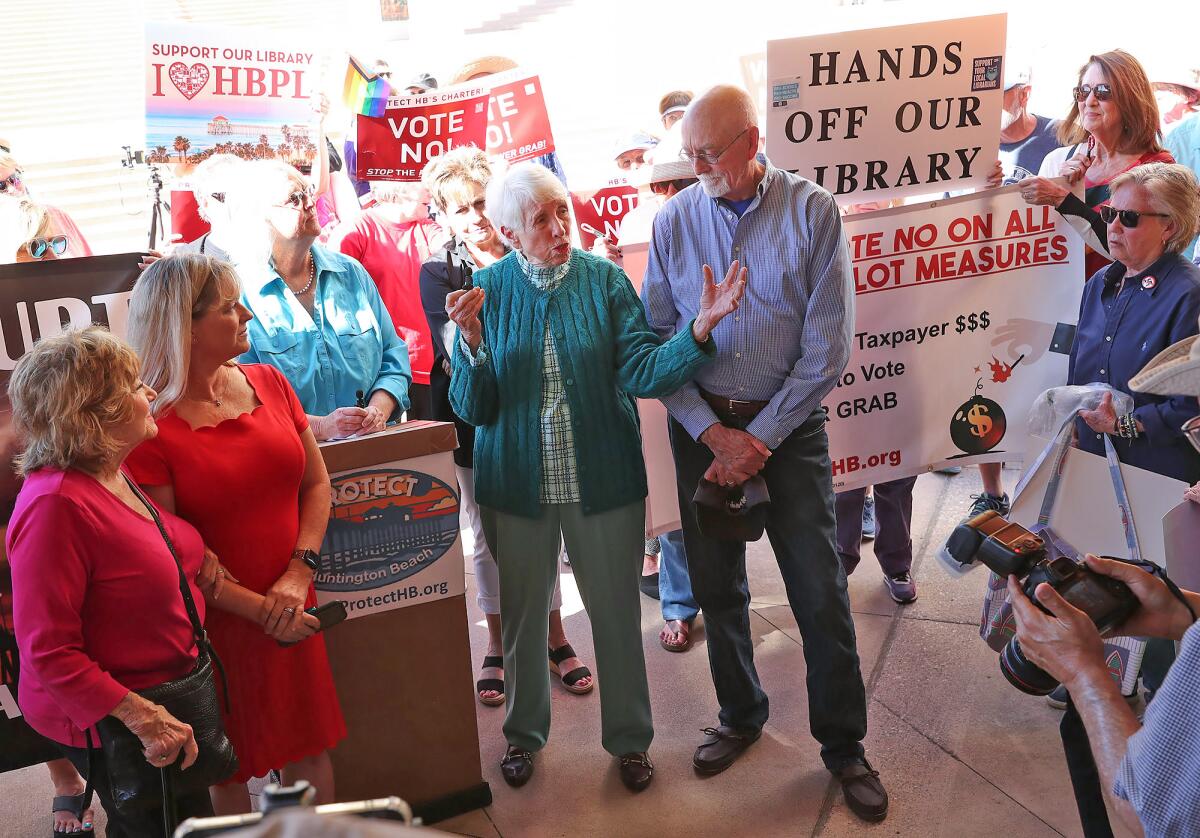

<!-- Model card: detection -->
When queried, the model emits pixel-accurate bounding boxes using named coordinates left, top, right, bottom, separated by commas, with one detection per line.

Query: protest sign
left=0, top=255, right=141, bottom=775
left=355, top=69, right=556, bottom=180
left=144, top=22, right=318, bottom=176
left=766, top=14, right=1005, bottom=203
left=480, top=69, right=557, bottom=164
left=356, top=87, right=490, bottom=181
left=570, top=178, right=639, bottom=249
left=828, top=186, right=1082, bottom=491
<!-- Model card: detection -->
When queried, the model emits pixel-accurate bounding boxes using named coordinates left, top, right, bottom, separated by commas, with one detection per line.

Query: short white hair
left=191, top=154, right=245, bottom=222
left=485, top=162, right=567, bottom=249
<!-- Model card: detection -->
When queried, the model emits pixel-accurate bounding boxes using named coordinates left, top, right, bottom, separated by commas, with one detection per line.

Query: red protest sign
left=170, top=190, right=210, bottom=244
left=571, top=183, right=640, bottom=249
left=356, top=90, right=489, bottom=181
left=483, top=71, right=556, bottom=164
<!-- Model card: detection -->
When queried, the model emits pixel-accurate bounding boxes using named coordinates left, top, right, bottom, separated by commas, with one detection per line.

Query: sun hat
left=1129, top=327, right=1200, bottom=396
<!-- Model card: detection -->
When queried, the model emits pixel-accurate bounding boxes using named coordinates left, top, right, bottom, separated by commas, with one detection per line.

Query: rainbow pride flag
left=343, top=56, right=392, bottom=118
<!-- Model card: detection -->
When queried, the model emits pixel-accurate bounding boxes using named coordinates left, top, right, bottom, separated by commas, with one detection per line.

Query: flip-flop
left=52, top=793, right=94, bottom=837
left=477, top=655, right=505, bottom=706
left=659, top=619, right=692, bottom=652
left=548, top=643, right=593, bottom=694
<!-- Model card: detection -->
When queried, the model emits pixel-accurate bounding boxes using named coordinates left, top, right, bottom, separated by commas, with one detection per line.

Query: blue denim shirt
left=240, top=245, right=411, bottom=417
left=1070, top=252, right=1200, bottom=483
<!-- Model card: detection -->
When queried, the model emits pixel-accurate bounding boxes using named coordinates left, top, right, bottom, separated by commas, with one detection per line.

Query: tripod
left=121, top=146, right=170, bottom=250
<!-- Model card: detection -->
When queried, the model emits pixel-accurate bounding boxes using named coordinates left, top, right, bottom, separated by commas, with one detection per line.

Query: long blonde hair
left=127, top=253, right=240, bottom=414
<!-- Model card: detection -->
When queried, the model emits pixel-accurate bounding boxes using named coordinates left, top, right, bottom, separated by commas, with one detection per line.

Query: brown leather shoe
left=500, top=745, right=534, bottom=788
left=832, top=758, right=888, bottom=822
left=617, top=752, right=654, bottom=792
left=692, top=725, right=761, bottom=775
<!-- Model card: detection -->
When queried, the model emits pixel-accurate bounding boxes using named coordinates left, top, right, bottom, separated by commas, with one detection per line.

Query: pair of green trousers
left=481, top=500, right=653, bottom=756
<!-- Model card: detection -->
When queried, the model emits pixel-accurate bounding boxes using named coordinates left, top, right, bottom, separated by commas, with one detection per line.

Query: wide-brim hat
left=1129, top=332, right=1200, bottom=396
left=692, top=476, right=771, bottom=542
left=451, top=56, right=517, bottom=84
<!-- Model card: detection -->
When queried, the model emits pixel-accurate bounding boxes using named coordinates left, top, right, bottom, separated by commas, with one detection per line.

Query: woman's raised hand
left=692, top=261, right=748, bottom=343
left=446, top=287, right=486, bottom=351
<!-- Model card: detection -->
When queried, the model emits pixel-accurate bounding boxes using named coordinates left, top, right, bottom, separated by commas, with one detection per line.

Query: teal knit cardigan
left=450, top=249, right=714, bottom=518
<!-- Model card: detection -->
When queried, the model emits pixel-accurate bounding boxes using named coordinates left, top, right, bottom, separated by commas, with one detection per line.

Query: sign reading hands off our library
left=766, top=14, right=1006, bottom=203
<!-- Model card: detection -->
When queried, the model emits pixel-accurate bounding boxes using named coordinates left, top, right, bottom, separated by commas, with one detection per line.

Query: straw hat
left=451, top=56, right=517, bottom=84
left=1129, top=328, right=1200, bottom=396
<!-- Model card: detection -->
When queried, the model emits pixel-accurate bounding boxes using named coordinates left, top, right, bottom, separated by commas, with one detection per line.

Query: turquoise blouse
left=240, top=245, right=412, bottom=417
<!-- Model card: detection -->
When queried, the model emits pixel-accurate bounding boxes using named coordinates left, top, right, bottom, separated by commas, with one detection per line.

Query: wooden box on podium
left=316, top=421, right=490, bottom=822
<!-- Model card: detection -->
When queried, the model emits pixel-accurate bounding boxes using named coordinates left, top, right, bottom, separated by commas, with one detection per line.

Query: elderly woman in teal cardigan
left=448, top=162, right=746, bottom=792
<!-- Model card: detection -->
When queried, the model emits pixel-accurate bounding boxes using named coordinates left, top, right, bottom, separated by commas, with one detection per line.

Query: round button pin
left=1142, top=275, right=1157, bottom=290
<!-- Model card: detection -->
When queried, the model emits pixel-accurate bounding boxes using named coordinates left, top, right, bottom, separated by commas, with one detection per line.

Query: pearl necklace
left=294, top=253, right=316, bottom=295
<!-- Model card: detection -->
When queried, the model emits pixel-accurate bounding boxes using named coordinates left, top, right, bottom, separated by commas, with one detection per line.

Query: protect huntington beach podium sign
left=144, top=21, right=319, bottom=176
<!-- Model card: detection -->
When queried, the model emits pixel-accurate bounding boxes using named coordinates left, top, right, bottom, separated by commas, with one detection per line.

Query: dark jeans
left=835, top=476, right=919, bottom=577
left=61, top=744, right=214, bottom=838
left=669, top=414, right=867, bottom=769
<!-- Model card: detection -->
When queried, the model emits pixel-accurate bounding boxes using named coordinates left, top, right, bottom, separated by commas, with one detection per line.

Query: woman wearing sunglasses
left=231, top=160, right=412, bottom=442
left=1019, top=50, right=1173, bottom=279
left=0, top=149, right=92, bottom=258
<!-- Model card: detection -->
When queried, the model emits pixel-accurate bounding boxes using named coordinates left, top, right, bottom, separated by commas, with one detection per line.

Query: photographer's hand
left=1083, top=554, right=1199, bottom=641
left=1007, top=575, right=1109, bottom=689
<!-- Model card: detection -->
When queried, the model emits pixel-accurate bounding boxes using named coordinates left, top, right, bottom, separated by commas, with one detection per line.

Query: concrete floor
left=1, top=468, right=1137, bottom=837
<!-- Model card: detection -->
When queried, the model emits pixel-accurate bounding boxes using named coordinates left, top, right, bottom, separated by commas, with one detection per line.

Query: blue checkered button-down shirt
left=1113, top=618, right=1200, bottom=836
left=641, top=162, right=854, bottom=448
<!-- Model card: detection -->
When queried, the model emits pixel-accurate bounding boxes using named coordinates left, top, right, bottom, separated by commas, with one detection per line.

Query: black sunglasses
left=0, top=172, right=23, bottom=193
left=27, top=236, right=68, bottom=258
left=1099, top=205, right=1170, bottom=228
left=1073, top=83, right=1113, bottom=102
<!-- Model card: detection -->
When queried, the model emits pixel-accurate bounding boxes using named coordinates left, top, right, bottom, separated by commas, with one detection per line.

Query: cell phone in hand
left=277, top=601, right=347, bottom=647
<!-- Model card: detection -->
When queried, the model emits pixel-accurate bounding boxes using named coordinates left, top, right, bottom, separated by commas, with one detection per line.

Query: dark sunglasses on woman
left=0, top=172, right=23, bottom=193
left=27, top=236, right=69, bottom=259
left=1098, top=205, right=1170, bottom=228
left=1073, top=83, right=1112, bottom=102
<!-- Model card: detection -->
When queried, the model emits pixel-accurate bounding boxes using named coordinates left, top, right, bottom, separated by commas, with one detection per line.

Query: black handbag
left=84, top=479, right=238, bottom=831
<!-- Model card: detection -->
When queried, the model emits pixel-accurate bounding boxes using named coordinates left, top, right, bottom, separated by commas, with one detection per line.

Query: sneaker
left=936, top=466, right=963, bottom=475
left=884, top=573, right=918, bottom=603
left=1047, top=683, right=1139, bottom=710
left=935, top=492, right=1010, bottom=574
left=861, top=496, right=877, bottom=540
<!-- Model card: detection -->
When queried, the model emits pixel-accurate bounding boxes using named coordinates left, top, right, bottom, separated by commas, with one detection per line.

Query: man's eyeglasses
left=0, top=173, right=23, bottom=193
left=1073, top=84, right=1113, bottom=102
left=680, top=127, right=749, bottom=166
left=650, top=178, right=697, bottom=197
left=1183, top=416, right=1200, bottom=454
left=276, top=187, right=316, bottom=209
left=1098, top=205, right=1170, bottom=228
left=210, top=191, right=226, bottom=203
left=27, top=236, right=68, bottom=259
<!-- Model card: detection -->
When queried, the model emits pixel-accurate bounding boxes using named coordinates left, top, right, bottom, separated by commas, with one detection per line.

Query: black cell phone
left=308, top=600, right=347, bottom=630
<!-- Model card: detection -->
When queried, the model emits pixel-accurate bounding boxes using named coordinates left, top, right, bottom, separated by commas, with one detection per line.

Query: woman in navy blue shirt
left=1071, top=163, right=1200, bottom=483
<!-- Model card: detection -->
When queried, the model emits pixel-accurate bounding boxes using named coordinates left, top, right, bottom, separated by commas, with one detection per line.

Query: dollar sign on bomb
left=950, top=389, right=1006, bottom=454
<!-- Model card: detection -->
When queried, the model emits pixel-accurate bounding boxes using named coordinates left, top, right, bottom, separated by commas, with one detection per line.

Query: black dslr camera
left=945, top=510, right=1139, bottom=695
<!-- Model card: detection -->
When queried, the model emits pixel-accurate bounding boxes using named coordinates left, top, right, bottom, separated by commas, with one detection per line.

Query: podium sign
left=315, top=423, right=466, bottom=619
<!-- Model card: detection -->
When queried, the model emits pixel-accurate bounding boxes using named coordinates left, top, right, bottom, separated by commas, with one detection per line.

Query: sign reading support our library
left=766, top=14, right=1006, bottom=203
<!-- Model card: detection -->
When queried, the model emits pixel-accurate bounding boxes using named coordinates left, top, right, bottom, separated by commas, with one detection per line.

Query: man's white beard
left=698, top=172, right=730, bottom=198
left=1000, top=108, right=1021, bottom=131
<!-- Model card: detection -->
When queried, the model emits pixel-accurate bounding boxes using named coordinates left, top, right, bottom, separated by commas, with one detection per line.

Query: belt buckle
left=727, top=398, right=753, bottom=410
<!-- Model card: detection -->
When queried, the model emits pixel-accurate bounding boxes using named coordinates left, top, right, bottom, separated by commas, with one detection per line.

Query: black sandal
left=548, top=643, right=593, bottom=695
left=52, top=793, right=95, bottom=837
left=476, top=655, right=505, bottom=706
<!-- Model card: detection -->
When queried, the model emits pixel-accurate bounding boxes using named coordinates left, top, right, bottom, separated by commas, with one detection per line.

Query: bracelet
left=1116, top=413, right=1140, bottom=439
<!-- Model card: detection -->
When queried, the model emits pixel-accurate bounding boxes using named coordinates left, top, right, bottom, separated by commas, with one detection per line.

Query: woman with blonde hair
left=125, top=252, right=344, bottom=814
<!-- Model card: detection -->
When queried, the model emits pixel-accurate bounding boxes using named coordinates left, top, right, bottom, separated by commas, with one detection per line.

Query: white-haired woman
left=447, top=162, right=746, bottom=791
left=125, top=253, right=343, bottom=814
left=233, top=160, right=413, bottom=440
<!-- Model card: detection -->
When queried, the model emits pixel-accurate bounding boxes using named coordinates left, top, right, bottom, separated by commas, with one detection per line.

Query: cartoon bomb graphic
left=950, top=379, right=1007, bottom=455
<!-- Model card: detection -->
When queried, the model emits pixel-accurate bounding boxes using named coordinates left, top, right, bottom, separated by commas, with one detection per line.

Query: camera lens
left=999, top=639, right=1059, bottom=695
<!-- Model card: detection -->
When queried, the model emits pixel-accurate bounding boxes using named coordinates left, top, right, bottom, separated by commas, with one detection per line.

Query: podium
left=316, top=421, right=490, bottom=822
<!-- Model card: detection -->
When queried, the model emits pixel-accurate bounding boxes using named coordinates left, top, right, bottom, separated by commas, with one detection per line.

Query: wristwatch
left=293, top=548, right=321, bottom=573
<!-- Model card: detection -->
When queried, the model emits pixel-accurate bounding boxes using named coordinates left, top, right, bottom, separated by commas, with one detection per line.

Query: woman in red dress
left=125, top=252, right=345, bottom=814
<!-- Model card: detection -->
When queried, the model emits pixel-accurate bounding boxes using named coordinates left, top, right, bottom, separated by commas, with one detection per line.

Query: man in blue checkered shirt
left=1010, top=555, right=1200, bottom=837
left=642, top=85, right=886, bottom=822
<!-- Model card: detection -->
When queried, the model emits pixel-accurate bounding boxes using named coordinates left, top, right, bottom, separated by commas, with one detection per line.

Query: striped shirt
left=1113, top=618, right=1200, bottom=837
left=641, top=162, right=854, bottom=448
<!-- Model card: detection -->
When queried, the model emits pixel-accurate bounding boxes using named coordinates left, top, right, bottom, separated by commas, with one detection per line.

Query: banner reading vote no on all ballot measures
left=825, top=186, right=1083, bottom=492
left=766, top=14, right=1006, bottom=203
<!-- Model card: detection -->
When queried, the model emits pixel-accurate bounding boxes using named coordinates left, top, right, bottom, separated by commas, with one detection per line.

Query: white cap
left=1004, top=63, right=1032, bottom=90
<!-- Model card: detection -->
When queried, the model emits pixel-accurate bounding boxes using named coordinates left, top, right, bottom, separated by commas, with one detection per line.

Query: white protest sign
left=766, top=14, right=1006, bottom=203
left=829, top=185, right=1083, bottom=490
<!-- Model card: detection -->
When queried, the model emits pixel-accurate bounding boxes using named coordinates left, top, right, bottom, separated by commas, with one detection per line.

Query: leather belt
left=699, top=387, right=769, bottom=422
